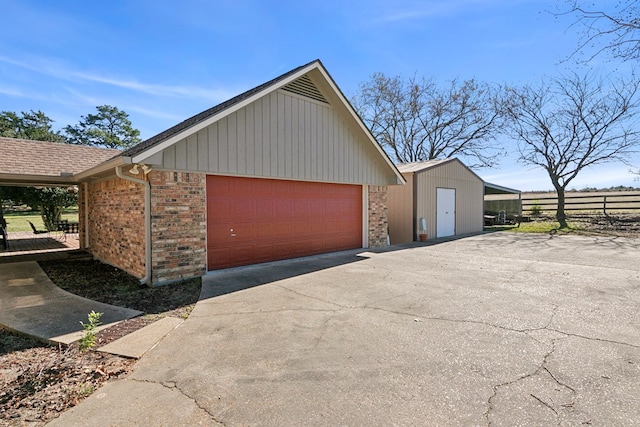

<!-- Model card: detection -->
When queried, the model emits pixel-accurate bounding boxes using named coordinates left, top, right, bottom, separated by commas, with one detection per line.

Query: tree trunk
left=555, top=187, right=568, bottom=228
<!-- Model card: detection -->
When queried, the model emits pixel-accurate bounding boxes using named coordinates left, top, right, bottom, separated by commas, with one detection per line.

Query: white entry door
left=436, top=188, right=456, bottom=238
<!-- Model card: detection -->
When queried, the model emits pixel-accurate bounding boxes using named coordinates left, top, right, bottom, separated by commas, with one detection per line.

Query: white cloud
left=0, top=87, right=25, bottom=98
left=0, top=54, right=237, bottom=103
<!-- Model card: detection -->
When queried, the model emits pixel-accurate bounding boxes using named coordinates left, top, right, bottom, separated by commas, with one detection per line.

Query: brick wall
left=87, top=175, right=146, bottom=278
left=149, top=171, right=207, bottom=284
left=368, top=185, right=388, bottom=247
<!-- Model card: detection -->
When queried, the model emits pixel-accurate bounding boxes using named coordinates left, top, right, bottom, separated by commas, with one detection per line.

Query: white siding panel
left=197, top=128, right=209, bottom=171
left=304, top=101, right=312, bottom=180
left=254, top=101, right=263, bottom=176
left=186, top=134, right=198, bottom=171
left=159, top=90, right=396, bottom=185
left=245, top=104, right=255, bottom=175
left=290, top=97, right=299, bottom=177
left=218, top=119, right=229, bottom=173
left=227, top=113, right=237, bottom=173
left=175, top=138, right=187, bottom=170
left=164, top=145, right=176, bottom=169
left=284, top=94, right=293, bottom=178
left=208, top=123, right=219, bottom=171
left=277, top=93, right=286, bottom=177
left=262, top=97, right=271, bottom=176
left=236, top=109, right=246, bottom=174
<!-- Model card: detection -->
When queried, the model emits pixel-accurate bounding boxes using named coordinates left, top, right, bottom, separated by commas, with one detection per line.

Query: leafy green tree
left=0, top=110, right=64, bottom=142
left=0, top=186, right=77, bottom=231
left=64, top=105, right=141, bottom=149
left=37, top=187, right=78, bottom=231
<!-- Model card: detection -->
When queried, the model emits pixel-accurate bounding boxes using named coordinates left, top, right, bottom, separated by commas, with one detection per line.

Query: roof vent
left=282, top=75, right=328, bottom=104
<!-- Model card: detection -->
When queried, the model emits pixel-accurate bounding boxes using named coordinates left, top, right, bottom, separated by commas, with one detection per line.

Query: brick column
left=149, top=171, right=207, bottom=284
left=368, top=185, right=388, bottom=247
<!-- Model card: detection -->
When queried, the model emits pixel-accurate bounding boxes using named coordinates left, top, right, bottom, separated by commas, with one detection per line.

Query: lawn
left=3, top=208, right=79, bottom=232
left=505, top=220, right=584, bottom=234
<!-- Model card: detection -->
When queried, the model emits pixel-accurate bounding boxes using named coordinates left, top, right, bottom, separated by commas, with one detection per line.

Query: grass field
left=3, top=208, right=79, bottom=232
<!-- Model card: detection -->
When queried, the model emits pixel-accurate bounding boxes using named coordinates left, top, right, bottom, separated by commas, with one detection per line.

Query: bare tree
left=506, top=72, right=640, bottom=228
left=352, top=73, right=506, bottom=167
left=561, top=0, right=640, bottom=62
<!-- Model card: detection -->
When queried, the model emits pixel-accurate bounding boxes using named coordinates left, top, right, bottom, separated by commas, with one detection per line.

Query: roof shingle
left=0, top=137, right=121, bottom=178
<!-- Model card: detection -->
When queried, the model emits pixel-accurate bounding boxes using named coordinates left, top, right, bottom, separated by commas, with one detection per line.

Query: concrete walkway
left=0, top=261, right=142, bottom=344
left=48, top=233, right=640, bottom=426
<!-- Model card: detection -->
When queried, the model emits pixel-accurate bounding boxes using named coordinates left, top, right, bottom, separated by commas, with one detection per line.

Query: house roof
left=114, top=59, right=404, bottom=185
left=0, top=137, right=121, bottom=186
left=397, top=157, right=483, bottom=181
left=397, top=158, right=454, bottom=174
left=2, top=60, right=405, bottom=186
left=121, top=60, right=319, bottom=159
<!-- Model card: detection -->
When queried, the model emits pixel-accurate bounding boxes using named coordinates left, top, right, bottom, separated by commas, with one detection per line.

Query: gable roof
left=0, top=137, right=121, bottom=186
left=2, top=60, right=405, bottom=186
left=115, top=59, right=404, bottom=184
left=121, top=60, right=319, bottom=159
left=397, top=158, right=483, bottom=182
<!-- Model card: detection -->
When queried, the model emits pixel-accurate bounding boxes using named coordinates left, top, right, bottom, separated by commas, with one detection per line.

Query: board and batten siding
left=387, top=173, right=414, bottom=244
left=415, top=161, right=484, bottom=239
left=159, top=90, right=394, bottom=186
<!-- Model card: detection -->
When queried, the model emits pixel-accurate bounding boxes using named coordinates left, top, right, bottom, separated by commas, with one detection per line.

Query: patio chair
left=0, top=214, right=6, bottom=249
left=28, top=221, right=49, bottom=235
left=0, top=224, right=6, bottom=250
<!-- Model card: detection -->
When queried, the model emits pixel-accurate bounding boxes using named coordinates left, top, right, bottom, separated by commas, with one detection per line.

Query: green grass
left=503, top=220, right=584, bottom=234
left=3, top=208, right=79, bottom=232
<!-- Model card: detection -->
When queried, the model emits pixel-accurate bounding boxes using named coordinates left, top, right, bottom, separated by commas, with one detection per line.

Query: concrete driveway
left=51, top=232, right=640, bottom=426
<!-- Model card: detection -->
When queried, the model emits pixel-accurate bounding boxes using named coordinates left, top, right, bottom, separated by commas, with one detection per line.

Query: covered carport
left=484, top=182, right=522, bottom=225
left=0, top=137, right=119, bottom=260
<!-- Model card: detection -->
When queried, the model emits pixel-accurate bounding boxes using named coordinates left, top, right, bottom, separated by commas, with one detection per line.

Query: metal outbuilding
left=387, top=158, right=484, bottom=244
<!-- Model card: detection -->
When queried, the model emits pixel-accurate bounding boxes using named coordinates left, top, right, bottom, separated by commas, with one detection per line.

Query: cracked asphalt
left=50, top=232, right=640, bottom=426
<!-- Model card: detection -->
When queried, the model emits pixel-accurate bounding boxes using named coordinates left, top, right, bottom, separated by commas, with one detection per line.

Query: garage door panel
left=207, top=199, right=230, bottom=222
left=207, top=175, right=362, bottom=270
left=254, top=199, right=275, bottom=218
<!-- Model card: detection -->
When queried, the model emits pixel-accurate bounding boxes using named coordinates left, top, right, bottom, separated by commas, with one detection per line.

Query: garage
left=64, top=60, right=404, bottom=284
left=207, top=175, right=362, bottom=269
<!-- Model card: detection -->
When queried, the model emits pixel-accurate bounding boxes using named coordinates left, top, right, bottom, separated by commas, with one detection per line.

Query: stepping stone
left=98, top=316, right=183, bottom=359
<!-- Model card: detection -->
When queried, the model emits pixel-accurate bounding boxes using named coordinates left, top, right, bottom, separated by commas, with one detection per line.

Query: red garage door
left=207, top=175, right=363, bottom=270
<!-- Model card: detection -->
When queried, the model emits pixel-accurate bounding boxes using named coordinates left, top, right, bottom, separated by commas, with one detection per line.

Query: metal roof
left=484, top=182, right=521, bottom=195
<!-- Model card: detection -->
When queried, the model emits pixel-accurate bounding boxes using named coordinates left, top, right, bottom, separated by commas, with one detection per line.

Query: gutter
left=115, top=165, right=152, bottom=286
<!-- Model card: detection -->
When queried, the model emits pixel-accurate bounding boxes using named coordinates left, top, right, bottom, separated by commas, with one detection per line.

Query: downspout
left=115, top=165, right=152, bottom=286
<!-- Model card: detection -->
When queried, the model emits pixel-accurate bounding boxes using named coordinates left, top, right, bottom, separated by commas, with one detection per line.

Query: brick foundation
left=149, top=171, right=207, bottom=284
left=368, top=185, right=388, bottom=247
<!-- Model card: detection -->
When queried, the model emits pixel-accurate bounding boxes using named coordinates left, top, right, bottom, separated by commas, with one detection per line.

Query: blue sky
left=1, top=0, right=637, bottom=191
